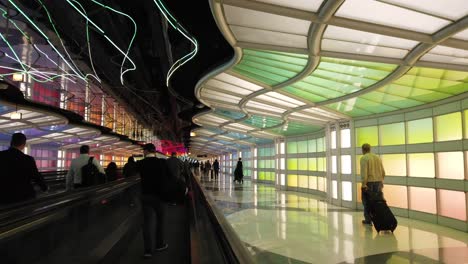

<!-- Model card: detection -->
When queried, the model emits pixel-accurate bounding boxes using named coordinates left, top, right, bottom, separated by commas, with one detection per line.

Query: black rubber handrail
left=189, top=173, right=255, bottom=264
left=0, top=177, right=140, bottom=232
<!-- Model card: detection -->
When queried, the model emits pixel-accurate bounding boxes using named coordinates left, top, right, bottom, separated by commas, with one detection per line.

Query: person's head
left=128, top=156, right=135, bottom=163
left=361, top=143, right=371, bottom=154
left=10, top=132, right=26, bottom=150
left=171, top=152, right=176, bottom=157
left=238, top=157, right=242, bottom=161
left=215, top=159, right=218, bottom=162
left=107, top=162, right=117, bottom=170
left=80, top=145, right=90, bottom=154
left=142, top=143, right=156, bottom=156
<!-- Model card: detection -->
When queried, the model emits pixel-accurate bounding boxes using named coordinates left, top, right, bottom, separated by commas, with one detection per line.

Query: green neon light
left=152, top=0, right=198, bottom=86
left=66, top=0, right=136, bottom=85
left=7, top=0, right=86, bottom=81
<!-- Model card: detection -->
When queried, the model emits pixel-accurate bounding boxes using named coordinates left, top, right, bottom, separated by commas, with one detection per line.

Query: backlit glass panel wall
left=242, top=149, right=252, bottom=178
left=257, top=145, right=275, bottom=183
left=30, top=145, right=58, bottom=171
left=286, top=133, right=326, bottom=193
left=352, top=101, right=468, bottom=231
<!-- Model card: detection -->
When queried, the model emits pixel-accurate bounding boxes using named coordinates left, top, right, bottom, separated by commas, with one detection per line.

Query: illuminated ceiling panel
left=193, top=0, right=468, bottom=150
left=254, top=0, right=324, bottom=12
left=335, top=0, right=451, bottom=34
left=232, top=49, right=308, bottom=86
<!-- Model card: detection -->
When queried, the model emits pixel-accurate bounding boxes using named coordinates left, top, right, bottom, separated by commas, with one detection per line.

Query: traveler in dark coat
left=0, top=133, right=48, bottom=204
left=105, top=162, right=119, bottom=182
left=213, top=159, right=220, bottom=180
left=123, top=156, right=138, bottom=178
left=234, top=158, right=244, bottom=184
left=136, top=143, right=170, bottom=258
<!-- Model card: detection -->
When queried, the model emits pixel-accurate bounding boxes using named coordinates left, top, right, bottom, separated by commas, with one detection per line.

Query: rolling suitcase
left=367, top=192, right=398, bottom=233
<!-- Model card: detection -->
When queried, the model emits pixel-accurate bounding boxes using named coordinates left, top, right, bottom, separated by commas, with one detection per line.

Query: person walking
left=123, top=156, right=138, bottom=178
left=360, top=143, right=386, bottom=225
left=137, top=143, right=170, bottom=258
left=213, top=159, right=220, bottom=180
left=234, top=158, right=244, bottom=184
left=66, top=145, right=105, bottom=189
left=0, top=133, right=48, bottom=204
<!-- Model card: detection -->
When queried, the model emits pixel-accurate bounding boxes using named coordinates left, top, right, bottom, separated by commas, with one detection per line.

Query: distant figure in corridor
left=0, top=133, right=48, bottom=204
left=234, top=157, right=244, bottom=184
left=105, top=162, right=119, bottom=182
left=213, top=159, right=220, bottom=180
left=166, top=152, right=184, bottom=181
left=360, top=143, right=386, bottom=225
left=204, top=160, right=211, bottom=178
left=123, top=156, right=138, bottom=178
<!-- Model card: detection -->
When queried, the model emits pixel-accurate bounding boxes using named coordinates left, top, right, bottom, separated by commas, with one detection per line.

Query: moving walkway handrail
left=0, top=177, right=140, bottom=233
left=190, top=173, right=255, bottom=264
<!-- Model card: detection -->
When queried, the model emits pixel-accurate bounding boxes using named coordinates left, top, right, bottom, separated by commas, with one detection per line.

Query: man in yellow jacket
left=360, top=143, right=386, bottom=225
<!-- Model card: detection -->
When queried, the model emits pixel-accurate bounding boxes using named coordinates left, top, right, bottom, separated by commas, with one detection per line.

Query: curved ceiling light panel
left=152, top=0, right=198, bottom=87
left=191, top=0, right=468, bottom=153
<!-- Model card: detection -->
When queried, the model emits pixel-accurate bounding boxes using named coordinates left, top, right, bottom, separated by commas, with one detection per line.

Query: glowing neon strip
left=7, top=0, right=86, bottom=81
left=66, top=0, right=136, bottom=85
left=89, top=0, right=137, bottom=84
left=152, top=0, right=198, bottom=86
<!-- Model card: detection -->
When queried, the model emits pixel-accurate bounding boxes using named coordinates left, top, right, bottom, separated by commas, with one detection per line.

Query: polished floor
left=198, top=171, right=468, bottom=264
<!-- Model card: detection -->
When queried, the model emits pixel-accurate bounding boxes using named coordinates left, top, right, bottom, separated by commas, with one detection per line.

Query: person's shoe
left=362, top=220, right=372, bottom=225
left=155, top=243, right=168, bottom=251
left=143, top=252, right=153, bottom=259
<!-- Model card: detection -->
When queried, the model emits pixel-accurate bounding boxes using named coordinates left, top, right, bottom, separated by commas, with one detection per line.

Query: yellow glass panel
left=308, top=158, right=317, bottom=171
left=438, top=190, right=466, bottom=221
left=437, top=152, right=464, bottom=180
left=356, top=155, right=363, bottom=175
left=317, top=157, right=326, bottom=171
left=408, top=153, right=435, bottom=178
left=288, top=174, right=298, bottom=187
left=309, top=176, right=317, bottom=190
left=356, top=126, right=378, bottom=147
left=409, top=187, right=436, bottom=214
left=381, top=154, right=406, bottom=176
left=435, top=112, right=462, bottom=142
left=407, top=118, right=433, bottom=144
left=298, top=158, right=308, bottom=170
left=384, top=185, right=408, bottom=209
left=287, top=158, right=298, bottom=170
left=299, top=175, right=308, bottom=188
left=380, top=122, right=405, bottom=146
left=318, top=177, right=326, bottom=192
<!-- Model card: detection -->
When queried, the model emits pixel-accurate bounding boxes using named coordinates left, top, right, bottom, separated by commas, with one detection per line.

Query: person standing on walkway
left=360, top=143, right=386, bottom=225
left=234, top=158, right=244, bottom=184
left=123, top=156, right=138, bottom=178
left=66, top=145, right=105, bottom=189
left=213, top=159, right=220, bottom=180
left=137, top=143, right=169, bottom=258
left=0, top=133, right=48, bottom=204
left=167, top=152, right=184, bottom=182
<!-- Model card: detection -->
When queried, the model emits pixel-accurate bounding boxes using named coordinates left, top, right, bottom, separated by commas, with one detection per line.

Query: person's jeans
left=141, top=195, right=165, bottom=253
left=362, top=181, right=383, bottom=222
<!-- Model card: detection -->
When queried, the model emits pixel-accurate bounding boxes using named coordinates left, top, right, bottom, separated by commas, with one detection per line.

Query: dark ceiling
left=13, top=0, right=233, bottom=147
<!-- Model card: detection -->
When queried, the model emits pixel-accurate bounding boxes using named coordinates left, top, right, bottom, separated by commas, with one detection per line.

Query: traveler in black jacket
left=137, top=143, right=170, bottom=258
left=0, top=133, right=48, bottom=204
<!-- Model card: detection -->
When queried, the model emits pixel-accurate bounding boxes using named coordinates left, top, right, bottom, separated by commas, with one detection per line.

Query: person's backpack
left=81, top=157, right=99, bottom=186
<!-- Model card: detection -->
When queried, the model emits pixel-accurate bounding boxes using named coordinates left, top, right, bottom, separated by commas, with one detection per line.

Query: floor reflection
left=198, top=171, right=468, bottom=264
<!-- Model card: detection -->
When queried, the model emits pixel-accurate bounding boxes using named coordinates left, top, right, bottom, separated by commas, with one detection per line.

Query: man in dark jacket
left=213, top=159, right=220, bottom=180
left=136, top=143, right=170, bottom=258
left=0, top=133, right=48, bottom=204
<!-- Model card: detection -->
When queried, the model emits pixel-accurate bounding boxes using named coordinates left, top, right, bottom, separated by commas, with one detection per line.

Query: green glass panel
left=298, top=140, right=308, bottom=153
left=287, top=141, right=296, bottom=154
left=287, top=158, right=298, bottom=170
left=298, top=158, right=308, bottom=170
left=317, top=137, right=325, bottom=152
left=356, top=126, right=378, bottom=147
left=282, top=86, right=327, bottom=102
left=269, top=122, right=322, bottom=136
left=232, top=49, right=308, bottom=86
left=308, top=158, right=317, bottom=171
left=380, top=122, right=405, bottom=146
left=407, top=118, right=433, bottom=144
left=244, top=115, right=282, bottom=129
left=258, top=160, right=265, bottom=168
left=259, top=171, right=265, bottom=180
left=308, top=139, right=317, bottom=152
left=435, top=112, right=462, bottom=142
left=465, top=110, right=468, bottom=139
left=214, top=109, right=245, bottom=120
